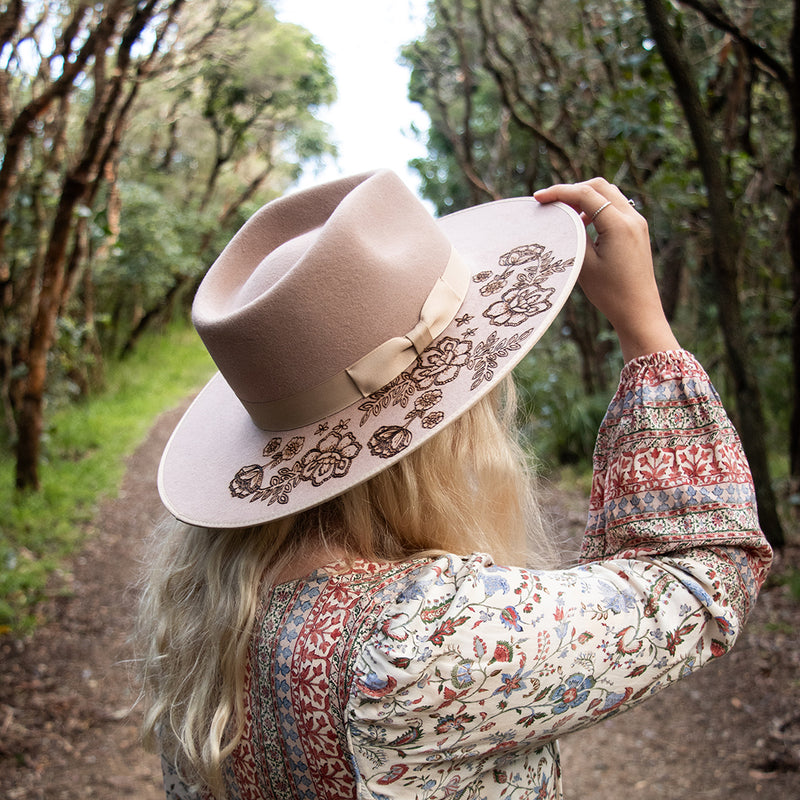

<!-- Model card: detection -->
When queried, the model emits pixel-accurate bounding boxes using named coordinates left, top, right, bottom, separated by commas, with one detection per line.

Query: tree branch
left=476, top=0, right=580, bottom=180
left=678, top=0, right=793, bottom=91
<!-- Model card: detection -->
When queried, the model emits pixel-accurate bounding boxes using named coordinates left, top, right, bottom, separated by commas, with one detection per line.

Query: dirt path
left=1, top=402, right=798, bottom=799
left=0, top=404, right=187, bottom=799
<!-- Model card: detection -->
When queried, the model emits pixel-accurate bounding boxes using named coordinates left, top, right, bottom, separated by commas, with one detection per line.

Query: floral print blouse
left=162, top=350, right=772, bottom=800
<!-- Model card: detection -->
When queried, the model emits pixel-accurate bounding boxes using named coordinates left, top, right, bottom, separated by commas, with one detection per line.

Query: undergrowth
left=0, top=323, right=214, bottom=635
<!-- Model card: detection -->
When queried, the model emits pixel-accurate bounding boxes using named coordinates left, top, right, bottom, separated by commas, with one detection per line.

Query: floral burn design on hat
left=228, top=243, right=574, bottom=507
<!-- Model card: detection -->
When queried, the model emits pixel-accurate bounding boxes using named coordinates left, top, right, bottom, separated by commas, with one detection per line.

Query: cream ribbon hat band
left=239, top=248, right=470, bottom=430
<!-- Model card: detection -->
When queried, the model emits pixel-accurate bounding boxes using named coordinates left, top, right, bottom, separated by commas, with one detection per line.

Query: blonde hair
left=136, top=378, right=556, bottom=797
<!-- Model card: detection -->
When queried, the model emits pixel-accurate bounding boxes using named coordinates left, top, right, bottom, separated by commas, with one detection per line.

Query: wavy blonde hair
left=136, top=377, right=557, bottom=798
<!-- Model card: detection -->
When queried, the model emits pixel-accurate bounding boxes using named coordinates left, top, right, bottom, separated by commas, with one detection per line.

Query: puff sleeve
left=346, top=350, right=772, bottom=799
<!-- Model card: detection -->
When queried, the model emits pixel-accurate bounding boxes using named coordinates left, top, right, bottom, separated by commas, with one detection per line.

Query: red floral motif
left=493, top=641, right=514, bottom=662
left=434, top=712, right=476, bottom=734
left=354, top=673, right=398, bottom=699
left=666, top=623, right=698, bottom=656
left=710, top=640, right=728, bottom=657
left=614, top=626, right=643, bottom=655
left=429, top=615, right=469, bottom=646
left=377, top=764, right=409, bottom=785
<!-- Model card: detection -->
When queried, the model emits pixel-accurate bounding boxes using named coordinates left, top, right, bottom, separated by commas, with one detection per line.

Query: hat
left=158, top=170, right=585, bottom=528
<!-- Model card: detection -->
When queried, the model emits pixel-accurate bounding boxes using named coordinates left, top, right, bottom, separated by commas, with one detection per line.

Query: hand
left=534, top=177, right=680, bottom=362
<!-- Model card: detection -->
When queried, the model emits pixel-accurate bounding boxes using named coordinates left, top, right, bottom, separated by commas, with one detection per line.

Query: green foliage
left=93, top=180, right=204, bottom=357
left=405, top=0, right=794, bottom=497
left=127, top=0, right=337, bottom=203
left=514, top=326, right=617, bottom=469
left=196, top=5, right=335, bottom=158
left=0, top=324, right=215, bottom=635
left=0, top=0, right=337, bottom=491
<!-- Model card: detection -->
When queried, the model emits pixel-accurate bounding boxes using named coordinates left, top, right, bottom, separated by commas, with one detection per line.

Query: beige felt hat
left=158, top=170, right=585, bottom=528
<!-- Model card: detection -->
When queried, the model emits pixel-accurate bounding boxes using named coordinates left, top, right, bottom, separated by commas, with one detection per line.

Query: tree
left=1, top=1, right=186, bottom=490
left=109, top=0, right=336, bottom=354
left=663, top=0, right=799, bottom=525
left=0, top=0, right=336, bottom=491
left=641, top=0, right=785, bottom=545
left=405, top=0, right=791, bottom=546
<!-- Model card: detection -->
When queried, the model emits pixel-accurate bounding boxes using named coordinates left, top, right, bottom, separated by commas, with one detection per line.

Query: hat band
left=240, top=247, right=471, bottom=430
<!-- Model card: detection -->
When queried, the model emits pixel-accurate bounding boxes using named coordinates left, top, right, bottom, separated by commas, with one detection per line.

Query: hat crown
left=233, top=230, right=315, bottom=309
left=192, top=170, right=452, bottom=414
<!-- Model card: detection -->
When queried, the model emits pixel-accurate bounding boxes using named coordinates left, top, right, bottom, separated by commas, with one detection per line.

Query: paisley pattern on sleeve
left=581, top=350, right=771, bottom=621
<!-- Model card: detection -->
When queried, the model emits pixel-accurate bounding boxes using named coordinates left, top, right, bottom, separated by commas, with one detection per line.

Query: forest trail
left=1, top=400, right=798, bottom=799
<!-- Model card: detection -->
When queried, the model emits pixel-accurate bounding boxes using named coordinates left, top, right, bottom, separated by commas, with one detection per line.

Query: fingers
left=533, top=178, right=638, bottom=231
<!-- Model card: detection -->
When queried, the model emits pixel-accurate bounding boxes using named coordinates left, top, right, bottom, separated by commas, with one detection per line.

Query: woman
left=138, top=171, right=772, bottom=800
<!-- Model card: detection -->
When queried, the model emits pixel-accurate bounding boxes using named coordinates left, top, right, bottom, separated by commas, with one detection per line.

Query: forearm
left=615, top=311, right=680, bottom=363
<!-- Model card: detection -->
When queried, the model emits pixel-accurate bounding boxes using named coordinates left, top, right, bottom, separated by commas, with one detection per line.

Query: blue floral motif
left=481, top=573, right=511, bottom=596
left=493, top=666, right=535, bottom=698
left=550, top=673, right=595, bottom=714
left=453, top=663, right=475, bottom=688
left=499, top=606, right=523, bottom=631
left=600, top=587, right=637, bottom=614
left=533, top=774, right=550, bottom=799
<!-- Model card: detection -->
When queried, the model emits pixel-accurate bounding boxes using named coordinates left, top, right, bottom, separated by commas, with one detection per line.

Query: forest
left=0, top=0, right=796, bottom=631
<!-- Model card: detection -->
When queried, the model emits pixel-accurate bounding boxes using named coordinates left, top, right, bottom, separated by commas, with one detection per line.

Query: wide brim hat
left=158, top=170, right=585, bottom=528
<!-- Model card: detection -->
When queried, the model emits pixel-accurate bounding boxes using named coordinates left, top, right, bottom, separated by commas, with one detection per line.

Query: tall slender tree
left=671, top=0, right=800, bottom=514
left=7, top=1, right=186, bottom=490
left=642, top=0, right=784, bottom=546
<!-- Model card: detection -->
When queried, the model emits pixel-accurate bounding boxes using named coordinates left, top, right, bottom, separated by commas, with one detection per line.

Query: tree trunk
left=13, top=0, right=182, bottom=490
left=789, top=0, right=800, bottom=495
left=677, top=0, right=799, bottom=501
left=656, top=238, right=685, bottom=323
left=642, top=0, right=785, bottom=547
left=15, top=174, right=83, bottom=488
left=0, top=2, right=122, bottom=264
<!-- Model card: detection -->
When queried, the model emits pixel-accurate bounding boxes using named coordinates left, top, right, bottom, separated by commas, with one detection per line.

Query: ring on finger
left=590, top=200, right=612, bottom=222
left=627, top=198, right=636, bottom=208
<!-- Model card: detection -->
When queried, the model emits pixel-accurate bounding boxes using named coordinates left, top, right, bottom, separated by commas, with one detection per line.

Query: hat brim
left=158, top=198, right=585, bottom=528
